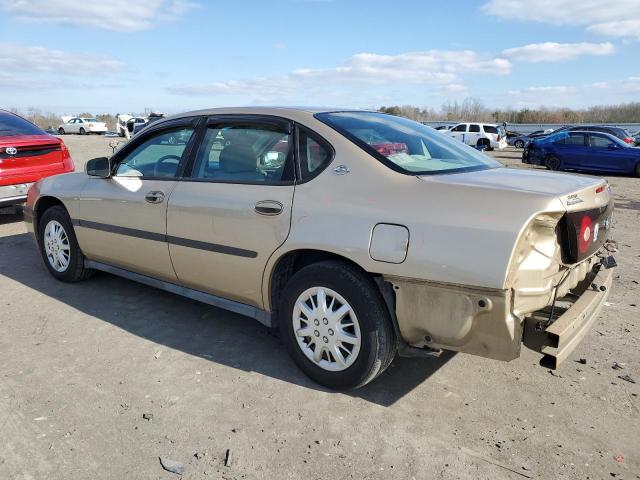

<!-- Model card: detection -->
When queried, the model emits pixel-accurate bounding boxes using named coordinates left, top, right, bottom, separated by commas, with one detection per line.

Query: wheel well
left=269, top=250, right=372, bottom=312
left=34, top=196, right=65, bottom=237
left=268, top=249, right=402, bottom=344
left=477, top=138, right=490, bottom=146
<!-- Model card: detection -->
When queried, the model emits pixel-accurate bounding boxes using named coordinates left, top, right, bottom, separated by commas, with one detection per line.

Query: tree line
left=379, top=99, right=640, bottom=124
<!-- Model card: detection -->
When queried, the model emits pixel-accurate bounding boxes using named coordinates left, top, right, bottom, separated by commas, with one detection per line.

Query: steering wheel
left=154, top=154, right=181, bottom=177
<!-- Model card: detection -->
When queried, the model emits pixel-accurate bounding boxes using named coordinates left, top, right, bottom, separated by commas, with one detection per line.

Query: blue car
left=522, top=130, right=640, bottom=176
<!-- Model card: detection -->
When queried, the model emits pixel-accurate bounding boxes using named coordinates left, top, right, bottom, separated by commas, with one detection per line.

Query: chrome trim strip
left=84, top=260, right=272, bottom=327
left=74, top=219, right=257, bottom=258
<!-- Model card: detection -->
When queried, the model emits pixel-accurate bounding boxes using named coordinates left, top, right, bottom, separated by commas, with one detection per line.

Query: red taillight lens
left=497, top=135, right=501, bottom=141
left=624, top=138, right=633, bottom=143
left=578, top=215, right=593, bottom=253
left=595, top=185, right=605, bottom=194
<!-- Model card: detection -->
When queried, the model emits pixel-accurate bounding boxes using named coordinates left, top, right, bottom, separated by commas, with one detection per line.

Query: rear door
left=557, top=132, right=587, bottom=168
left=76, top=118, right=199, bottom=280
left=166, top=115, right=296, bottom=307
left=467, top=124, right=481, bottom=145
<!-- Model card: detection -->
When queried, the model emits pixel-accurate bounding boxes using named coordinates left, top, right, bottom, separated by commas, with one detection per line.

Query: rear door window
left=469, top=124, right=480, bottom=133
left=566, top=133, right=586, bottom=146
left=192, top=122, right=294, bottom=184
left=298, top=128, right=332, bottom=180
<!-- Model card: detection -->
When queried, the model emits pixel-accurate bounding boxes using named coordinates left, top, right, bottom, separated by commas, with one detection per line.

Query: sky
left=0, top=0, right=639, bottom=115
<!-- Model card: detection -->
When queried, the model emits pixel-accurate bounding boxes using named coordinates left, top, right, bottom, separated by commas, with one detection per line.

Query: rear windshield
left=315, top=112, right=501, bottom=175
left=483, top=125, right=499, bottom=134
left=83, top=118, right=99, bottom=122
left=0, top=112, right=44, bottom=136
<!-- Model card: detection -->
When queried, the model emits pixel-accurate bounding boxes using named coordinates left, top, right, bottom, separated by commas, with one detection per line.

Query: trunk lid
left=0, top=134, right=65, bottom=186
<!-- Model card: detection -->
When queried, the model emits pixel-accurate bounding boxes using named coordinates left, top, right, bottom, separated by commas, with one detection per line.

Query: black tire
left=278, top=260, right=396, bottom=390
left=545, top=155, right=561, bottom=171
left=635, top=162, right=640, bottom=177
left=38, top=205, right=93, bottom=282
left=58, top=127, right=65, bottom=135
left=477, top=139, right=491, bottom=151
left=514, top=140, right=525, bottom=149
left=79, top=127, right=86, bottom=135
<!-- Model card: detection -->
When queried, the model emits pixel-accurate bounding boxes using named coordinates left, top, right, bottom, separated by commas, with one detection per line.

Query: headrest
left=219, top=144, right=258, bottom=173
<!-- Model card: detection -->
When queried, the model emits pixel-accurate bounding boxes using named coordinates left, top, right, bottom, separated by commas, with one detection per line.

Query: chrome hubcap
left=43, top=220, right=70, bottom=272
left=293, top=287, right=361, bottom=372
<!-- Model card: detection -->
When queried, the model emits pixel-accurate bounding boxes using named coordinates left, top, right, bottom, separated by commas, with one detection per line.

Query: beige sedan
left=24, top=108, right=615, bottom=389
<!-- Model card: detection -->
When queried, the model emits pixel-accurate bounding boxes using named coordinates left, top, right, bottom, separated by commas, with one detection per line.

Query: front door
left=585, top=133, right=626, bottom=172
left=166, top=117, right=296, bottom=307
left=76, top=121, right=198, bottom=281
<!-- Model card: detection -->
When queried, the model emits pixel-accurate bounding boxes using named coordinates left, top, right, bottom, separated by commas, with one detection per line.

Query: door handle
left=254, top=200, right=283, bottom=216
left=145, top=191, right=165, bottom=204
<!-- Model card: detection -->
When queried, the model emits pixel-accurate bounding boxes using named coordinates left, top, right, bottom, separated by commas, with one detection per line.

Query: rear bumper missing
left=523, top=266, right=612, bottom=369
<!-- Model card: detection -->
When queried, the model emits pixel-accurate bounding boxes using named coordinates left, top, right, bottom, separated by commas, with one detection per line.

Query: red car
left=0, top=110, right=74, bottom=208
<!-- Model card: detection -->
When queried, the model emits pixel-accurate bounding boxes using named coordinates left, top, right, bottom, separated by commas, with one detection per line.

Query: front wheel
left=545, top=155, right=561, bottom=170
left=38, top=206, right=93, bottom=282
left=278, top=261, right=396, bottom=390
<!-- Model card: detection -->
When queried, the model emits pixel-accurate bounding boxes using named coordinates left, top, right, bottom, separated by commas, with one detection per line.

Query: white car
left=58, top=117, right=107, bottom=135
left=447, top=123, right=507, bottom=150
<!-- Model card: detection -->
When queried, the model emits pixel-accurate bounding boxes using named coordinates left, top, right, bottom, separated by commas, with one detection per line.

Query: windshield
left=0, top=112, right=44, bottom=136
left=315, top=112, right=501, bottom=175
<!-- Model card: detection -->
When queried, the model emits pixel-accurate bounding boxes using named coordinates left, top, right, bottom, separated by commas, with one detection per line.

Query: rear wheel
left=477, top=139, right=491, bottom=151
left=545, top=155, right=561, bottom=171
left=58, top=127, right=65, bottom=135
left=79, top=127, right=86, bottom=135
left=514, top=140, right=525, bottom=149
left=278, top=261, right=396, bottom=390
left=38, top=206, right=93, bottom=282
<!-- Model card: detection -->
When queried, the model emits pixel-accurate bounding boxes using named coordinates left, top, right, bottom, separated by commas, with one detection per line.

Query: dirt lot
left=1, top=135, right=638, bottom=480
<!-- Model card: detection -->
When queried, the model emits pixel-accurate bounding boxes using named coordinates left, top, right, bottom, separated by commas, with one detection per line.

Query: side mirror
left=85, top=157, right=111, bottom=178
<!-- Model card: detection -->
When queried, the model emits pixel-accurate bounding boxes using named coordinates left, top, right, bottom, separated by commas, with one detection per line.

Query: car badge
left=566, top=194, right=583, bottom=206
left=5, top=147, right=18, bottom=155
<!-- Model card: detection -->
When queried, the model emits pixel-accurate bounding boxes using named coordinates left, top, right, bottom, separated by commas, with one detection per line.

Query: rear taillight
left=595, top=185, right=605, bottom=194
left=624, top=137, right=633, bottom=143
left=497, top=134, right=501, bottom=141
left=578, top=215, right=593, bottom=254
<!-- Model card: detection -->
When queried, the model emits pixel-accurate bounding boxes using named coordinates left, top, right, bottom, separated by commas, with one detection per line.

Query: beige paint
left=25, top=107, right=613, bottom=366
left=166, top=181, right=294, bottom=306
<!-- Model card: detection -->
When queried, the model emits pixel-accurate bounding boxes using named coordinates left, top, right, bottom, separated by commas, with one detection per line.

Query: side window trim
left=110, top=117, right=201, bottom=180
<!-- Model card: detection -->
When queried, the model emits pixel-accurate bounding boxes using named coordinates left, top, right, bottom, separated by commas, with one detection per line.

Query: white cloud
left=0, top=0, right=197, bottom=31
left=168, top=50, right=511, bottom=101
left=483, top=0, right=640, bottom=38
left=0, top=43, right=126, bottom=75
left=502, top=42, right=615, bottom=62
left=504, top=76, right=640, bottom=107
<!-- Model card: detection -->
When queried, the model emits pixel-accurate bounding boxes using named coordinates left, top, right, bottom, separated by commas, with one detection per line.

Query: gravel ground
left=1, top=134, right=638, bottom=480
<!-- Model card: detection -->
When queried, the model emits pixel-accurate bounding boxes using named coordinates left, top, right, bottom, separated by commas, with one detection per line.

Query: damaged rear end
left=510, top=183, right=615, bottom=368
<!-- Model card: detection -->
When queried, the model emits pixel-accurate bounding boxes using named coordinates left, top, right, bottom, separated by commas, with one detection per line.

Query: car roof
left=154, top=106, right=380, bottom=127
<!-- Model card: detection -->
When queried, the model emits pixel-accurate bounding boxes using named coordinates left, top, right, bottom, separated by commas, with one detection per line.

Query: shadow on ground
left=0, top=232, right=453, bottom=407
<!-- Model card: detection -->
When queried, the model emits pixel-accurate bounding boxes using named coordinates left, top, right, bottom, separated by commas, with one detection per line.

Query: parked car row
left=509, top=125, right=636, bottom=149
left=523, top=129, right=640, bottom=176
left=116, top=112, right=166, bottom=139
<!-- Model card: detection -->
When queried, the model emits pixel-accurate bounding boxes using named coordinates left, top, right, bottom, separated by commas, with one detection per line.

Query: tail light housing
left=624, top=137, right=633, bottom=144
left=59, top=139, right=75, bottom=173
